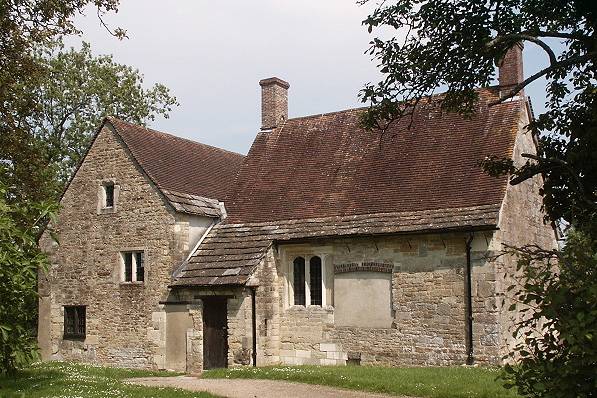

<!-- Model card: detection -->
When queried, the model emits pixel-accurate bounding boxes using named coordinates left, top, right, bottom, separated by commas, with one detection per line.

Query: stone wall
left=224, top=105, right=557, bottom=369
left=493, top=107, right=559, bottom=358
left=38, top=103, right=556, bottom=372
left=185, top=302, right=204, bottom=374
left=38, top=124, right=211, bottom=369
left=255, top=232, right=501, bottom=366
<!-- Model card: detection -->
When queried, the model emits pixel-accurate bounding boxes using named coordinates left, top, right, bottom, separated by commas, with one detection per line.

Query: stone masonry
left=218, top=108, right=557, bottom=368
left=38, top=75, right=557, bottom=372
left=38, top=124, right=212, bottom=369
left=493, top=106, right=559, bottom=357
left=259, top=77, right=290, bottom=130
left=262, top=232, right=500, bottom=366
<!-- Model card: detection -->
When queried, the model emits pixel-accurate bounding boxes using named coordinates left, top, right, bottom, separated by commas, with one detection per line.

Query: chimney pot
left=497, top=43, right=524, bottom=94
left=259, top=77, right=289, bottom=130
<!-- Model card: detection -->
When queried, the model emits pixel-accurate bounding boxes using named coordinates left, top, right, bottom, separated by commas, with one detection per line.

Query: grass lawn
left=204, top=365, right=519, bottom=398
left=0, top=361, right=218, bottom=398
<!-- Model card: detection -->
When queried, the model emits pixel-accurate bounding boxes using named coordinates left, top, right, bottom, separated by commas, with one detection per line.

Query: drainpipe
left=465, top=233, right=474, bottom=365
left=250, top=287, right=257, bottom=367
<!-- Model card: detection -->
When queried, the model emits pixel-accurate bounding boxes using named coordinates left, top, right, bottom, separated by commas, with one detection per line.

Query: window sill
left=63, top=335, right=85, bottom=341
left=287, top=305, right=334, bottom=312
left=119, top=282, right=145, bottom=286
left=98, top=207, right=116, bottom=215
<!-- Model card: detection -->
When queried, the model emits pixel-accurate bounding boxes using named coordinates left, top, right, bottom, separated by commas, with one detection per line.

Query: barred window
left=122, top=251, right=145, bottom=282
left=293, top=257, right=306, bottom=305
left=64, top=306, right=86, bottom=339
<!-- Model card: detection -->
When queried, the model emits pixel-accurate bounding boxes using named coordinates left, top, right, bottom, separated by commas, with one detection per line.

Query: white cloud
left=68, top=0, right=382, bottom=154
left=67, top=1, right=548, bottom=154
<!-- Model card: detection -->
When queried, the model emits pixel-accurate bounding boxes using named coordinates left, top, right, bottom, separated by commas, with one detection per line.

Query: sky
left=69, top=0, right=552, bottom=155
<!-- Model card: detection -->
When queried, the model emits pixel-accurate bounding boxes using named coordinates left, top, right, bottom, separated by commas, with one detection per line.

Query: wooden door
left=202, top=297, right=228, bottom=369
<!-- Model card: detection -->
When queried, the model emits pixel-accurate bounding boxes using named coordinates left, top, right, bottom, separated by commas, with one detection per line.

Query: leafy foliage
left=502, top=231, right=597, bottom=397
left=1, top=0, right=123, bottom=209
left=30, top=42, right=178, bottom=194
left=0, top=176, right=57, bottom=375
left=360, top=0, right=596, bottom=235
left=360, top=1, right=597, bottom=396
left=0, top=0, right=123, bottom=376
left=1, top=42, right=178, bottom=213
left=0, top=0, right=178, bottom=375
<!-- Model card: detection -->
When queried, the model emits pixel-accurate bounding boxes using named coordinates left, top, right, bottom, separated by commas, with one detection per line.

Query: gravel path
left=127, top=376, right=406, bottom=398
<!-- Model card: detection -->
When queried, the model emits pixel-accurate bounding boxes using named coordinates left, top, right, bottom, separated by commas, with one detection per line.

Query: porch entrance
left=202, top=297, right=228, bottom=369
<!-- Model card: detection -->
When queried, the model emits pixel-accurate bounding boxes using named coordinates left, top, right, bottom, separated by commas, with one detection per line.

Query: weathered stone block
left=319, top=343, right=338, bottom=352
left=295, top=350, right=312, bottom=358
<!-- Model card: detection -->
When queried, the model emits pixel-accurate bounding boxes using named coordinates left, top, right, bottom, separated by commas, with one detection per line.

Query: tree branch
left=489, top=34, right=557, bottom=65
left=523, top=30, right=591, bottom=41
left=512, top=153, right=597, bottom=210
left=96, top=7, right=127, bottom=39
left=490, top=53, right=594, bottom=105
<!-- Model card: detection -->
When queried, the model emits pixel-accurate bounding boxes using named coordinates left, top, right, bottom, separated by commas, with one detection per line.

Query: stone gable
left=38, top=125, right=211, bottom=368
left=494, top=108, right=559, bottom=358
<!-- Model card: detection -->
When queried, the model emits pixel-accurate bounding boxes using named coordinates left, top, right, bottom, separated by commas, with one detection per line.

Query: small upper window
left=98, top=182, right=118, bottom=214
left=64, top=306, right=86, bottom=339
left=104, top=183, right=114, bottom=208
left=122, top=251, right=145, bottom=282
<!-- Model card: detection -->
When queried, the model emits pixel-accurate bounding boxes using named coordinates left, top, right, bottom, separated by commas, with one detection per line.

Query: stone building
left=39, top=46, right=557, bottom=372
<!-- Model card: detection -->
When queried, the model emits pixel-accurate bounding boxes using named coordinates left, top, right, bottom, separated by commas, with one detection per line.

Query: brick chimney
left=259, top=77, right=289, bottom=130
left=497, top=43, right=524, bottom=92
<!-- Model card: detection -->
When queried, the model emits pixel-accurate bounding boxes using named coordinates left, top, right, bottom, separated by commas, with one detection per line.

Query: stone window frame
left=119, top=249, right=146, bottom=284
left=286, top=251, right=329, bottom=308
left=97, top=179, right=120, bottom=215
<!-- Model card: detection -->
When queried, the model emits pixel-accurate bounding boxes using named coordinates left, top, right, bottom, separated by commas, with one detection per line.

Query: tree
left=360, top=0, right=596, bottom=396
left=0, top=0, right=176, bottom=374
left=360, top=0, right=596, bottom=233
left=27, top=43, right=178, bottom=199
left=1, top=0, right=124, bottom=209
left=502, top=232, right=597, bottom=397
left=0, top=175, right=57, bottom=375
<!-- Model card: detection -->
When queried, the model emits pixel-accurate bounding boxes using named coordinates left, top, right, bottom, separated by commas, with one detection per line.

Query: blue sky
left=70, top=1, right=552, bottom=154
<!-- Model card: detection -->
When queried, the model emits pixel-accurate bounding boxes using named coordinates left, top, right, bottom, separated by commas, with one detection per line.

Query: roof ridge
left=107, top=116, right=245, bottom=158
left=285, top=106, right=367, bottom=123
left=104, top=116, right=244, bottom=207
left=283, top=86, right=502, bottom=123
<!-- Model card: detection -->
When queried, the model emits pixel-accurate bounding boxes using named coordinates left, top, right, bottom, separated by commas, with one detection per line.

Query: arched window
left=310, top=256, right=322, bottom=305
left=293, top=257, right=306, bottom=305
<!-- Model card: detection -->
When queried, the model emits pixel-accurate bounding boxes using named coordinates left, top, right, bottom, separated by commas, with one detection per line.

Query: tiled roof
left=174, top=87, right=525, bottom=287
left=107, top=117, right=244, bottom=216
left=162, top=190, right=223, bottom=218
left=172, top=204, right=500, bottom=286
left=225, top=88, right=520, bottom=223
